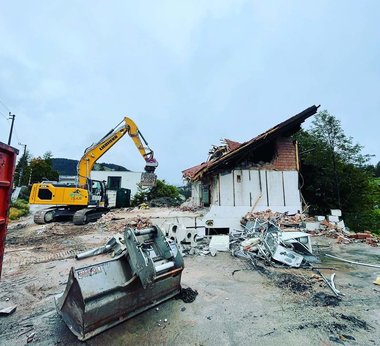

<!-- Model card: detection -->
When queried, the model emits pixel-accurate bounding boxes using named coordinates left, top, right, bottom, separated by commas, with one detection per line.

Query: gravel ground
left=0, top=208, right=379, bottom=346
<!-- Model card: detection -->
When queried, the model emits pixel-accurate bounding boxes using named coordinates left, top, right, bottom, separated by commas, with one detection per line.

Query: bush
left=345, top=210, right=380, bottom=234
left=9, top=199, right=30, bottom=220
left=131, top=179, right=183, bottom=207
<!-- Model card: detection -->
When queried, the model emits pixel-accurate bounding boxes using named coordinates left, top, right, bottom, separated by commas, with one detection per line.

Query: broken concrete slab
left=0, top=305, right=17, bottom=315
left=304, top=222, right=320, bottom=232
left=328, top=215, right=340, bottom=223
left=330, top=209, right=342, bottom=217
left=315, top=215, right=325, bottom=222
left=209, top=235, right=230, bottom=252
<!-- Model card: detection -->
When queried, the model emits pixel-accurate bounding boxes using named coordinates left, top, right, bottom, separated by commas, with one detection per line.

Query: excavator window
left=38, top=188, right=53, bottom=200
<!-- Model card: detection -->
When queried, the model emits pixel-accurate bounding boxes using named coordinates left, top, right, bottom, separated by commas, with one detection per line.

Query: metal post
left=7, top=112, right=15, bottom=145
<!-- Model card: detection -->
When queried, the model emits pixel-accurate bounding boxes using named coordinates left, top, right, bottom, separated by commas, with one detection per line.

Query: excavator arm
left=77, top=117, right=158, bottom=188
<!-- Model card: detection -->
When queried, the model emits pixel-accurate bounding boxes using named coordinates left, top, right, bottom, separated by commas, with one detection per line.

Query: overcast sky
left=0, top=1, right=379, bottom=185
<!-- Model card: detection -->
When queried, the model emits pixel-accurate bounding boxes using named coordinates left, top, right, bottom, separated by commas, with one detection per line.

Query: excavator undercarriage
left=55, top=225, right=184, bottom=341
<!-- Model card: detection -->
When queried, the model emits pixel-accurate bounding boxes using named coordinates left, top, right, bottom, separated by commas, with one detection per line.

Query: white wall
left=90, top=171, right=142, bottom=197
left=194, top=169, right=301, bottom=213
left=190, top=181, right=202, bottom=206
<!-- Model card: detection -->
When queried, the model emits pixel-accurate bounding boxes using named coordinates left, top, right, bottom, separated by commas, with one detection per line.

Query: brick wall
left=258, top=137, right=297, bottom=171
left=272, top=137, right=297, bottom=170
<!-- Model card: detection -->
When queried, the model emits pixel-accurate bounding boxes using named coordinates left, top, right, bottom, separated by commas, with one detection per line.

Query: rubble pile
left=232, top=216, right=317, bottom=268
left=242, top=209, right=307, bottom=228
left=242, top=209, right=379, bottom=247
left=96, top=212, right=152, bottom=231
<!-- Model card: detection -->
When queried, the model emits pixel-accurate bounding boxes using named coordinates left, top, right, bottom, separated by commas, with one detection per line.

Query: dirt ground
left=0, top=208, right=379, bottom=346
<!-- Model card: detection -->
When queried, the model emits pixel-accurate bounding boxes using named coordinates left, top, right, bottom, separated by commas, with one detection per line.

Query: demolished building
left=182, top=105, right=319, bottom=232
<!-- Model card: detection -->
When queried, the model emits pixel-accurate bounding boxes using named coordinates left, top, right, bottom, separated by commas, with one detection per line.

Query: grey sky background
left=0, top=1, right=379, bottom=185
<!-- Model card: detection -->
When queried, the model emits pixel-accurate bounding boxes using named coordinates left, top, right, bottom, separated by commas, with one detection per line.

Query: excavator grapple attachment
left=55, top=226, right=184, bottom=341
left=140, top=172, right=157, bottom=187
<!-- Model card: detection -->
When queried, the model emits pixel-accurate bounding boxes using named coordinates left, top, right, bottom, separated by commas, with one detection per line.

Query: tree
left=295, top=110, right=380, bottom=232
left=29, top=152, right=59, bottom=184
left=14, top=149, right=31, bottom=186
left=375, top=162, right=380, bottom=177
left=131, top=179, right=182, bottom=206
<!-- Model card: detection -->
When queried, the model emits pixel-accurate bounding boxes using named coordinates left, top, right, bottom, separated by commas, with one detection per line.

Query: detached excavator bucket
left=55, top=226, right=184, bottom=341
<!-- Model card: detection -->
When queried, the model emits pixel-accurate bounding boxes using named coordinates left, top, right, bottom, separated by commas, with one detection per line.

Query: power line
left=0, top=109, right=9, bottom=122
left=0, top=97, right=11, bottom=112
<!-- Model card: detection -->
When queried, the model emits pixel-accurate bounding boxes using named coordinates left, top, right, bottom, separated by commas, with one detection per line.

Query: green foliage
left=131, top=179, right=182, bottom=206
left=14, top=149, right=32, bottom=186
left=376, top=162, right=380, bottom=177
left=295, top=110, right=380, bottom=232
left=9, top=199, right=30, bottom=220
left=29, top=152, right=59, bottom=183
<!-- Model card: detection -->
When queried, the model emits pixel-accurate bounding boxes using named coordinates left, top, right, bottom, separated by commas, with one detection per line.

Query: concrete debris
left=96, top=212, right=152, bottom=231
left=331, top=209, right=342, bottom=217
left=209, top=235, right=230, bottom=252
left=242, top=209, right=379, bottom=247
left=0, top=305, right=17, bottom=315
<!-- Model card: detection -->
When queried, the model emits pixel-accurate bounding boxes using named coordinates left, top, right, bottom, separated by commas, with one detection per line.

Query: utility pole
left=18, top=142, right=27, bottom=186
left=28, top=168, right=33, bottom=186
left=7, top=112, right=15, bottom=145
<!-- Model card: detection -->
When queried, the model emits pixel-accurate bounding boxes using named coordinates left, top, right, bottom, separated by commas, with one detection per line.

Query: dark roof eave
left=189, top=105, right=319, bottom=181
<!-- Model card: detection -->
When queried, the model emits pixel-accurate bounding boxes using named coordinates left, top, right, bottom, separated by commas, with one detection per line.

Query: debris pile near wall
left=242, top=209, right=306, bottom=227
left=232, top=216, right=317, bottom=268
left=242, top=209, right=379, bottom=247
left=96, top=212, right=152, bottom=231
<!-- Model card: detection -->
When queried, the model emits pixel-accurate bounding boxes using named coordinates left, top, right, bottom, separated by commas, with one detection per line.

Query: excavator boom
left=77, top=117, right=158, bottom=188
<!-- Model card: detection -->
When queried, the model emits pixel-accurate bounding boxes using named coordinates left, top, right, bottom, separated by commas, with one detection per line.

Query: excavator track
left=33, top=208, right=57, bottom=224
left=33, top=207, right=83, bottom=224
left=73, top=207, right=110, bottom=225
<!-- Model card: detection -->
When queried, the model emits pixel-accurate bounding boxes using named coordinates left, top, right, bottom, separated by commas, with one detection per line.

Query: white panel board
left=219, top=172, right=234, bottom=206
left=266, top=171, right=284, bottom=207
left=211, top=176, right=220, bottom=205
left=234, top=169, right=243, bottom=206
left=191, top=181, right=202, bottom=206
left=282, top=171, right=301, bottom=209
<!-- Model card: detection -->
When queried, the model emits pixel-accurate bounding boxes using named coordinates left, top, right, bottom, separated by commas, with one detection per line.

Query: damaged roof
left=183, top=105, right=319, bottom=181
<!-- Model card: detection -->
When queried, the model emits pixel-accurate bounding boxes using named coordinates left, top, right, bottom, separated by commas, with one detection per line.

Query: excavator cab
left=88, top=179, right=108, bottom=207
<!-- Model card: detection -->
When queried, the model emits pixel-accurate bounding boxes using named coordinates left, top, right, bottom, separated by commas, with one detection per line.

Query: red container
left=0, top=142, right=18, bottom=278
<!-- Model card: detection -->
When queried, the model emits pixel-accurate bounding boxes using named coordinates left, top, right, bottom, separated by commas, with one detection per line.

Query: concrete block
left=330, top=209, right=342, bottom=217
left=315, top=216, right=325, bottom=222
left=209, top=235, right=230, bottom=252
left=305, top=222, right=320, bottom=231
left=328, top=215, right=340, bottom=223
left=337, top=220, right=345, bottom=230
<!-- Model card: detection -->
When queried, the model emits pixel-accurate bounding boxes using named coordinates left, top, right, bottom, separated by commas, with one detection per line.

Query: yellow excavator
left=29, top=117, right=158, bottom=225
